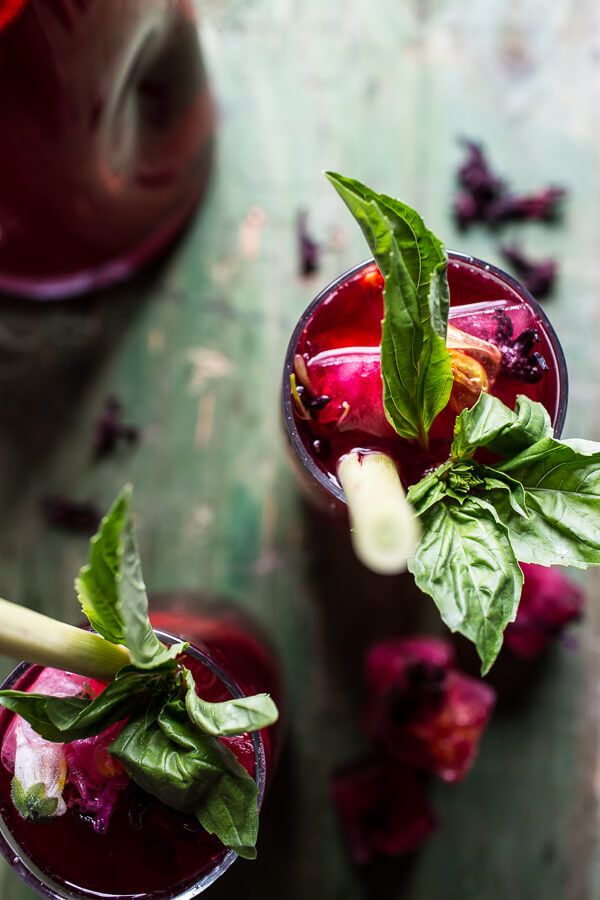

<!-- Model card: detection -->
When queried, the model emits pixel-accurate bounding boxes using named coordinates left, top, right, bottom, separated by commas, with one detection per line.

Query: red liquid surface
left=293, top=259, right=563, bottom=491
left=0, top=610, right=282, bottom=898
left=0, top=0, right=214, bottom=298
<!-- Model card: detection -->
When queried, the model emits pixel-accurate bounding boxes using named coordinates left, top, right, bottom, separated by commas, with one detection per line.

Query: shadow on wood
left=0, top=250, right=179, bottom=507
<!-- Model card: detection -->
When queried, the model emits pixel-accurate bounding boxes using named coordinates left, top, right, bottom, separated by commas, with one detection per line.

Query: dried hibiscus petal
left=504, top=563, right=584, bottom=661
left=94, top=395, right=139, bottom=460
left=64, top=722, right=129, bottom=834
left=488, top=187, right=566, bottom=225
left=297, top=211, right=321, bottom=277
left=501, top=245, right=557, bottom=300
left=41, top=497, right=101, bottom=533
left=494, top=310, right=549, bottom=384
left=365, top=637, right=495, bottom=783
left=453, top=140, right=566, bottom=230
left=332, top=757, right=437, bottom=864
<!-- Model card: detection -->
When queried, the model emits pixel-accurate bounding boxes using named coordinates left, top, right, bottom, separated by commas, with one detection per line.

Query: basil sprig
left=326, top=171, right=600, bottom=675
left=326, top=172, right=453, bottom=448
left=0, top=487, right=278, bottom=858
left=408, top=393, right=600, bottom=673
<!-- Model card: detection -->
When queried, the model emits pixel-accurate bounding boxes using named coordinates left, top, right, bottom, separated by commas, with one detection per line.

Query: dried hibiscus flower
left=454, top=140, right=505, bottom=229
left=41, top=497, right=101, bottom=534
left=494, top=309, right=549, bottom=384
left=488, top=187, right=566, bottom=226
left=332, top=757, right=437, bottom=865
left=94, top=396, right=139, bottom=460
left=501, top=245, right=557, bottom=300
left=504, top=563, right=584, bottom=661
left=297, top=211, right=321, bottom=277
left=364, top=637, right=495, bottom=783
left=454, top=140, right=566, bottom=230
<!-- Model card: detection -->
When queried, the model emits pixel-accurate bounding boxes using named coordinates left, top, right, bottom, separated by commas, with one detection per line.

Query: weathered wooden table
left=1, top=1, right=599, bottom=897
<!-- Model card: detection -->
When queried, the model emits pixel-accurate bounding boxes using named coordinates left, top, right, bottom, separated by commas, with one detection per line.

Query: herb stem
left=337, top=451, right=421, bottom=575
left=0, top=598, right=130, bottom=681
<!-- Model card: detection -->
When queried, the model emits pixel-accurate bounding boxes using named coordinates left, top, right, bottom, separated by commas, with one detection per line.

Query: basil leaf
left=0, top=670, right=173, bottom=743
left=409, top=457, right=528, bottom=519
left=407, top=460, right=453, bottom=516
left=326, top=172, right=453, bottom=446
left=476, top=466, right=530, bottom=519
left=182, top=668, right=278, bottom=737
left=452, top=393, right=552, bottom=460
left=494, top=437, right=600, bottom=567
left=76, top=486, right=185, bottom=669
left=75, top=488, right=128, bottom=645
left=110, top=707, right=259, bottom=859
left=408, top=498, right=523, bottom=673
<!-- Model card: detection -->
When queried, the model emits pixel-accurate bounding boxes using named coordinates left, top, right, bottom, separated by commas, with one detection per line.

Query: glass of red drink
left=0, top=0, right=215, bottom=299
left=0, top=600, right=282, bottom=898
left=282, top=253, right=568, bottom=514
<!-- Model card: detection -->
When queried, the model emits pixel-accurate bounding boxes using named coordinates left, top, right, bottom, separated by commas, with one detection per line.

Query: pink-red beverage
left=0, top=1, right=215, bottom=299
left=283, top=254, right=568, bottom=512
left=0, top=604, right=282, bottom=898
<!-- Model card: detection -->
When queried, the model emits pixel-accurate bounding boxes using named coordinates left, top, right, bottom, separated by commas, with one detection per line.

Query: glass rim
left=282, top=251, right=570, bottom=506
left=0, top=629, right=267, bottom=900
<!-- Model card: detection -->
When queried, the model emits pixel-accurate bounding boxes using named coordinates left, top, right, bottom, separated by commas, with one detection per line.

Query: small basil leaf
left=0, top=670, right=173, bottom=743
left=494, top=437, right=600, bottom=567
left=110, top=709, right=259, bottom=859
left=407, top=461, right=453, bottom=516
left=452, top=393, right=553, bottom=460
left=476, top=466, right=530, bottom=519
left=182, top=668, right=278, bottom=737
left=75, top=488, right=129, bottom=645
left=408, top=498, right=523, bottom=674
left=326, top=172, right=453, bottom=446
left=76, top=486, right=184, bottom=670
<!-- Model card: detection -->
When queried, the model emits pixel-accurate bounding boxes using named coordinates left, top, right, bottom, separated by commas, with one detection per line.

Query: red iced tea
left=283, top=254, right=567, bottom=510
left=0, top=608, right=282, bottom=899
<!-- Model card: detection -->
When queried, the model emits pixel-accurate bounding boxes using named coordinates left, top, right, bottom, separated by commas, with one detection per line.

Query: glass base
left=0, top=194, right=202, bottom=302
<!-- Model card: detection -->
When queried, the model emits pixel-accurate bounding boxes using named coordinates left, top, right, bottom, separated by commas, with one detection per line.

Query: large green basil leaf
left=110, top=705, right=259, bottom=859
left=326, top=172, right=453, bottom=446
left=452, top=393, right=552, bottom=460
left=408, top=498, right=523, bottom=673
left=76, top=486, right=185, bottom=669
left=494, top=437, right=600, bottom=566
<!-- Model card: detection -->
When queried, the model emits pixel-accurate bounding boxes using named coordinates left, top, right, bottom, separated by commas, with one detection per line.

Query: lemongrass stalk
left=337, top=451, right=421, bottom=575
left=0, top=599, right=130, bottom=681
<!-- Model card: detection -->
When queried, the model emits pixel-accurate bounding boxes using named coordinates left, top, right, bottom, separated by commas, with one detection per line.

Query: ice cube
left=2, top=669, right=104, bottom=773
left=449, top=299, right=537, bottom=348
left=1, top=668, right=127, bottom=830
left=304, top=347, right=396, bottom=438
left=11, top=719, right=68, bottom=821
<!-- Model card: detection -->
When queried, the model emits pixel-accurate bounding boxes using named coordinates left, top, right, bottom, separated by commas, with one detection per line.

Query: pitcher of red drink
left=0, top=0, right=215, bottom=299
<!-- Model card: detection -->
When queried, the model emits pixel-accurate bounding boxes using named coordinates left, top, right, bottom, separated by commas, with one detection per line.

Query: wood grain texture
left=1, top=0, right=600, bottom=897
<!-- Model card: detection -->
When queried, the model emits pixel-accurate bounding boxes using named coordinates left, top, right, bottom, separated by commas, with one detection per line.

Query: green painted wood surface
left=1, top=0, right=600, bottom=897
